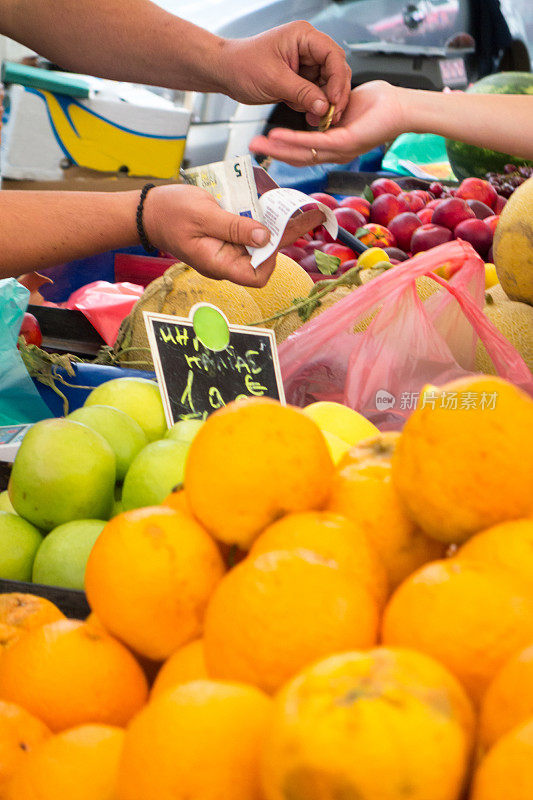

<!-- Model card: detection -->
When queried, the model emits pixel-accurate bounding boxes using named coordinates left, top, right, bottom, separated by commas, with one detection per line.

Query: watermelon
left=446, top=72, right=533, bottom=181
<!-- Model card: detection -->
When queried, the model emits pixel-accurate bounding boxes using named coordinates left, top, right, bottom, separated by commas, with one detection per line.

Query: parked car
left=151, top=0, right=531, bottom=166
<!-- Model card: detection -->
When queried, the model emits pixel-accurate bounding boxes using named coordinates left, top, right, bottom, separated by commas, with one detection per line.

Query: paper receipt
left=247, top=188, right=338, bottom=268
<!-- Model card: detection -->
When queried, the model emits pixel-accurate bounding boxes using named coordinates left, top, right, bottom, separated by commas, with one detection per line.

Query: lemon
left=303, top=401, right=379, bottom=446
left=321, top=430, right=352, bottom=465
left=484, top=263, right=499, bottom=289
left=356, top=247, right=390, bottom=270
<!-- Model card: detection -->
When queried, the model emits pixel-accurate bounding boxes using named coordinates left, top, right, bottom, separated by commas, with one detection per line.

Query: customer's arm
left=250, top=80, right=533, bottom=165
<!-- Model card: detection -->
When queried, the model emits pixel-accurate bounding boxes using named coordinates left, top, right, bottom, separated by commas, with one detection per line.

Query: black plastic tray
left=28, top=305, right=106, bottom=358
left=326, top=170, right=458, bottom=196
left=0, top=461, right=89, bottom=619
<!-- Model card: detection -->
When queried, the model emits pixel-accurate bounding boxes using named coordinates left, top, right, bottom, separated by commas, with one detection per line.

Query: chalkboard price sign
left=144, top=305, right=285, bottom=427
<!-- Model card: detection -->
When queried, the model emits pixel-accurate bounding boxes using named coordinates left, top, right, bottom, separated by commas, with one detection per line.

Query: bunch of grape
left=485, top=164, right=533, bottom=198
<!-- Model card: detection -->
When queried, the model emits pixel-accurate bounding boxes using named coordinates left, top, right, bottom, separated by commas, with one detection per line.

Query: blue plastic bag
left=0, top=278, right=54, bottom=425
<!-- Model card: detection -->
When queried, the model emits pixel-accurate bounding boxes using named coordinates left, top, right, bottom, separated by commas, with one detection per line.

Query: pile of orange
left=0, top=377, right=532, bottom=798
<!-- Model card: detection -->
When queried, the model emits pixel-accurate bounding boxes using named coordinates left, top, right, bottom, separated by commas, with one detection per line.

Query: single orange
left=85, top=506, right=225, bottom=661
left=327, top=433, right=445, bottom=589
left=0, top=619, right=148, bottom=732
left=185, top=398, right=334, bottom=549
left=204, top=549, right=379, bottom=694
left=457, top=519, right=533, bottom=589
left=249, top=510, right=389, bottom=607
left=0, top=593, right=65, bottom=634
left=479, top=644, right=533, bottom=751
left=6, top=724, right=124, bottom=800
left=392, top=376, right=533, bottom=543
left=151, top=639, right=209, bottom=699
left=382, top=559, right=533, bottom=704
left=0, top=700, right=50, bottom=794
left=260, top=648, right=473, bottom=800
left=116, top=680, right=271, bottom=800
left=470, top=718, right=533, bottom=800
left=161, top=488, right=192, bottom=515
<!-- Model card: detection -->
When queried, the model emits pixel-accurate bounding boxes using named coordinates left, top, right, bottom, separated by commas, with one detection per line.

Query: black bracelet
left=136, top=183, right=157, bottom=254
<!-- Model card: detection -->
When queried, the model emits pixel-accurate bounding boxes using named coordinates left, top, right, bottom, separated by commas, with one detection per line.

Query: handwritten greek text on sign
left=144, top=311, right=285, bottom=427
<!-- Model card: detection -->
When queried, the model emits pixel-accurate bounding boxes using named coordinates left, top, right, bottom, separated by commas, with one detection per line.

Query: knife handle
left=336, top=226, right=368, bottom=254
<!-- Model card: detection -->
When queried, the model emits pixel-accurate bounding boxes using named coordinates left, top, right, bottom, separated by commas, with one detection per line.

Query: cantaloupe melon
left=474, top=298, right=533, bottom=374
left=273, top=286, right=353, bottom=343
left=493, top=176, right=533, bottom=305
left=245, top=252, right=314, bottom=323
left=114, top=262, right=261, bottom=368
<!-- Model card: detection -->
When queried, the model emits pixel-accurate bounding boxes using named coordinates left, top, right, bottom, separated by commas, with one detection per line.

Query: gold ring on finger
left=311, top=148, right=319, bottom=162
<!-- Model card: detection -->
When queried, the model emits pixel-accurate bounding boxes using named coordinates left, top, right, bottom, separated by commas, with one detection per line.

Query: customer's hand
left=250, top=81, right=405, bottom=164
left=143, top=185, right=324, bottom=287
left=219, top=21, right=352, bottom=126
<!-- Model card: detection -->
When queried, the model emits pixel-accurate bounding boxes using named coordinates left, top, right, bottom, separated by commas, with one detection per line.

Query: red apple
left=338, top=196, right=371, bottom=220
left=411, top=224, right=453, bottom=254
left=417, top=208, right=434, bottom=225
left=19, top=312, right=42, bottom=347
left=465, top=199, right=493, bottom=219
left=484, top=215, right=500, bottom=235
left=322, top=243, right=356, bottom=264
left=429, top=182, right=444, bottom=197
left=370, top=193, right=409, bottom=226
left=397, top=191, right=425, bottom=213
left=309, top=192, right=339, bottom=210
left=410, top=189, right=432, bottom=205
left=426, top=199, right=442, bottom=210
left=494, top=194, right=507, bottom=214
left=357, top=223, right=396, bottom=248
left=453, top=218, right=493, bottom=256
left=333, top=207, right=367, bottom=235
left=456, top=177, right=498, bottom=210
left=388, top=212, right=422, bottom=253
left=432, top=198, right=475, bottom=231
left=280, top=245, right=307, bottom=263
left=370, top=178, right=402, bottom=198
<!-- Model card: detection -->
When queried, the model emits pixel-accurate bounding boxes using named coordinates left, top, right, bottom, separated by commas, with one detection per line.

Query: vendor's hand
left=143, top=185, right=325, bottom=287
left=219, top=21, right=352, bottom=126
left=249, top=81, right=405, bottom=165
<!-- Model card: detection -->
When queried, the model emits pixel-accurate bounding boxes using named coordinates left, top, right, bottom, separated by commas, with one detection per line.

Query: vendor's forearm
left=401, top=88, right=533, bottom=160
left=0, top=191, right=140, bottom=276
left=1, top=0, right=226, bottom=94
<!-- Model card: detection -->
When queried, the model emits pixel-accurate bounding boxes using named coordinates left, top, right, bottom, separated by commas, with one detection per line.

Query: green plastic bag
left=382, top=133, right=455, bottom=180
left=0, top=278, right=52, bottom=425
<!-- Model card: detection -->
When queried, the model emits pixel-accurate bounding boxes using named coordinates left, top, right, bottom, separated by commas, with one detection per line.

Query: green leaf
left=292, top=296, right=321, bottom=322
left=363, top=185, right=374, bottom=203
left=314, top=249, right=341, bottom=275
left=355, top=227, right=371, bottom=239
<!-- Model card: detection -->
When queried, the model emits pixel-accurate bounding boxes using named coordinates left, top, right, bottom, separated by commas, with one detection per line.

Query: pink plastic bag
left=279, top=240, right=533, bottom=429
left=65, top=281, right=144, bottom=346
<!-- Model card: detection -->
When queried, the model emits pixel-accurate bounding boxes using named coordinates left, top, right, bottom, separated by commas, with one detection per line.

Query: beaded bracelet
left=136, top=183, right=157, bottom=254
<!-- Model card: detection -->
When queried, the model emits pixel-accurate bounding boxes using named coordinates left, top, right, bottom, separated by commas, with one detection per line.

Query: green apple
left=122, top=439, right=190, bottom=510
left=9, top=419, right=116, bottom=531
left=68, top=404, right=147, bottom=481
left=84, top=378, right=167, bottom=442
left=165, top=419, right=204, bottom=445
left=0, top=511, right=43, bottom=581
left=32, top=518, right=106, bottom=590
left=0, top=491, right=16, bottom=514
